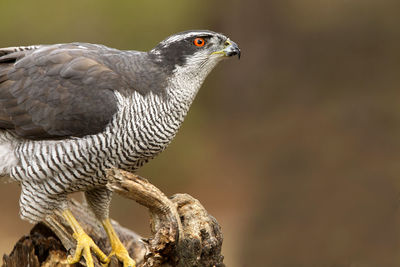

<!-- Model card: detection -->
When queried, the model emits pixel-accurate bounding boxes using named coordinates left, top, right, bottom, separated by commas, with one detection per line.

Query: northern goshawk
left=0, top=30, right=240, bottom=267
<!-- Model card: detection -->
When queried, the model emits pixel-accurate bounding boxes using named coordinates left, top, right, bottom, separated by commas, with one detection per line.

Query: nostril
left=224, top=41, right=230, bottom=46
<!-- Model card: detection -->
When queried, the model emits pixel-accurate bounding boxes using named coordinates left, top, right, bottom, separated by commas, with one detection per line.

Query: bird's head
left=149, top=30, right=240, bottom=77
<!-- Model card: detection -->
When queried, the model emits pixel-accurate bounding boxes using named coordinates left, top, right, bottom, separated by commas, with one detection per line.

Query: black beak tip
left=230, top=49, right=241, bottom=60
left=224, top=40, right=241, bottom=60
left=231, top=43, right=241, bottom=60
left=227, top=48, right=241, bottom=59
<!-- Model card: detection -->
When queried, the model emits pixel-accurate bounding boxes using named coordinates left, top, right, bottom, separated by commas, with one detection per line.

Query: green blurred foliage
left=0, top=0, right=211, bottom=48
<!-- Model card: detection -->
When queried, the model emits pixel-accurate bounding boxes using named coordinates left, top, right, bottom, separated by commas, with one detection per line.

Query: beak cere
left=223, top=40, right=241, bottom=59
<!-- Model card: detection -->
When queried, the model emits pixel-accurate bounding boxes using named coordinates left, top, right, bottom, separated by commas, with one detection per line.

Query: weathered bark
left=2, top=169, right=225, bottom=267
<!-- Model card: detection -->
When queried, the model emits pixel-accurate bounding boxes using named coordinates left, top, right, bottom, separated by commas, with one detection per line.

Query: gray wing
left=0, top=44, right=122, bottom=139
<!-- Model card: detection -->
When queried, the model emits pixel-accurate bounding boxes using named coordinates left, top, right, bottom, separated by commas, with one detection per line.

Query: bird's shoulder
left=0, top=43, right=140, bottom=139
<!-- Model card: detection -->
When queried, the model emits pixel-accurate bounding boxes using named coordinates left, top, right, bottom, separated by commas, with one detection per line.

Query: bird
left=0, top=30, right=240, bottom=267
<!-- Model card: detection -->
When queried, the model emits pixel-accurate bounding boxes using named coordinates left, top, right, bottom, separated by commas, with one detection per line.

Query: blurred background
left=1, top=0, right=400, bottom=266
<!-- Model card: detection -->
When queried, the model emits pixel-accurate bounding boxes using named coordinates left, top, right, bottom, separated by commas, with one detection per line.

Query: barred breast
left=9, top=89, right=190, bottom=222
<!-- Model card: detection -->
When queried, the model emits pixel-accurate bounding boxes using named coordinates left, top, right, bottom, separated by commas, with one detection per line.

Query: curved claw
left=100, top=239, right=135, bottom=267
left=68, top=231, right=108, bottom=267
left=101, top=251, right=136, bottom=267
left=62, top=209, right=108, bottom=267
left=102, top=218, right=136, bottom=267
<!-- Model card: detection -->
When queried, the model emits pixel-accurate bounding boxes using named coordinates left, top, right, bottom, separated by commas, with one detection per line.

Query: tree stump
left=2, top=169, right=225, bottom=267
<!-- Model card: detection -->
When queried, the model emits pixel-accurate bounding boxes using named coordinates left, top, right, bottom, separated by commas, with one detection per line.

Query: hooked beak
left=223, top=39, right=241, bottom=59
left=212, top=39, right=241, bottom=59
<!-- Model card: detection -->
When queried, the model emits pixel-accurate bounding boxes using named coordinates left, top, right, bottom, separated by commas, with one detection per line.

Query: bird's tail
left=0, top=45, right=40, bottom=85
left=0, top=131, right=18, bottom=182
left=0, top=47, right=33, bottom=181
left=0, top=48, right=38, bottom=181
left=0, top=45, right=39, bottom=58
left=0, top=46, right=42, bottom=129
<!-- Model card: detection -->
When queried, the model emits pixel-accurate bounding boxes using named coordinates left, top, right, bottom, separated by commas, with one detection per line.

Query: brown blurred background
left=1, top=0, right=400, bottom=266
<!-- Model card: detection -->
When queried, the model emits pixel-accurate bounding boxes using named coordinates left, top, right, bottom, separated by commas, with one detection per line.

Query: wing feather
left=0, top=44, right=122, bottom=139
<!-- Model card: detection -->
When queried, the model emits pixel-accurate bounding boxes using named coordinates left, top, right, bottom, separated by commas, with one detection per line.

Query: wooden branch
left=2, top=169, right=225, bottom=267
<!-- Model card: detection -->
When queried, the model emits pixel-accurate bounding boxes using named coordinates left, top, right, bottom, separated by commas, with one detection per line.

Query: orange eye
left=193, top=37, right=205, bottom=47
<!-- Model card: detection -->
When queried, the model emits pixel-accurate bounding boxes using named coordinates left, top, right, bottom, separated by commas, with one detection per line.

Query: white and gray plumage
left=0, top=30, right=240, bottom=266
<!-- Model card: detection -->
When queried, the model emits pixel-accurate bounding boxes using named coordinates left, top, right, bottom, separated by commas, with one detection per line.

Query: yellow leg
left=62, top=209, right=108, bottom=267
left=102, top=218, right=136, bottom=267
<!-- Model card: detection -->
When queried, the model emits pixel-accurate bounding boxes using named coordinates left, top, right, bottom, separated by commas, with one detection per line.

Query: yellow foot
left=62, top=209, right=108, bottom=267
left=102, top=218, right=136, bottom=267
left=67, top=231, right=108, bottom=267
left=103, top=243, right=136, bottom=267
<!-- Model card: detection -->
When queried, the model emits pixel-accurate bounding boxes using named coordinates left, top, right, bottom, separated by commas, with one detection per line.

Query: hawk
left=0, top=30, right=240, bottom=267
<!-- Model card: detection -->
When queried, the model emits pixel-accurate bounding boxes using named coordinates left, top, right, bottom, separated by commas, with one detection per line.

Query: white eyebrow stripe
left=160, top=31, right=220, bottom=47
